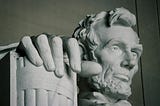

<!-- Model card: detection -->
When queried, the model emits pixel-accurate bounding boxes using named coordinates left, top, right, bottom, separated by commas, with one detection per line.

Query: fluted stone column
left=1, top=51, right=77, bottom=106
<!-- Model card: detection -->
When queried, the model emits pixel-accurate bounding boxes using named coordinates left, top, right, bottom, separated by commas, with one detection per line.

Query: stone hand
left=16, top=33, right=102, bottom=78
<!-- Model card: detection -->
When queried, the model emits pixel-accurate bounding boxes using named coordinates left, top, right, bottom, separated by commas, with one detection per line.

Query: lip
left=113, top=74, right=129, bottom=82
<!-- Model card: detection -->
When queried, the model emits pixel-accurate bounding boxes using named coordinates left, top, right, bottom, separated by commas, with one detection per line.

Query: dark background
left=0, top=0, right=160, bottom=106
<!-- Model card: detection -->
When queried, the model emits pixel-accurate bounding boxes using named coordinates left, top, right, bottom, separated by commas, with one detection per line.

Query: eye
left=110, top=45, right=123, bottom=56
left=131, top=51, right=138, bottom=59
left=111, top=46, right=119, bottom=50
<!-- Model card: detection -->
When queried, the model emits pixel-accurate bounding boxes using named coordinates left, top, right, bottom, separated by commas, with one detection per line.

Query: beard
left=88, top=65, right=132, bottom=100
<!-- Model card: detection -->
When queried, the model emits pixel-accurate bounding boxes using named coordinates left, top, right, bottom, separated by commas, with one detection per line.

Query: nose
left=120, top=52, right=137, bottom=70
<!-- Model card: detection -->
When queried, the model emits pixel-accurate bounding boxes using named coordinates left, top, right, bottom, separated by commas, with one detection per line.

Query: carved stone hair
left=72, top=7, right=136, bottom=61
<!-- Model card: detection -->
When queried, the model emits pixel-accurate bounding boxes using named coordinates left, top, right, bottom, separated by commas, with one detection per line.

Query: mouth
left=113, top=74, right=129, bottom=82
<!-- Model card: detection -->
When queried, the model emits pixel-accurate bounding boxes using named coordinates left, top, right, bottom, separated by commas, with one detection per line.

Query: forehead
left=94, top=25, right=139, bottom=46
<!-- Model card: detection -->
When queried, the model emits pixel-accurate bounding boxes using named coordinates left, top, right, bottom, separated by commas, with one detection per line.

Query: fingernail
left=55, top=68, right=64, bottom=78
left=45, top=62, right=55, bottom=72
left=33, top=56, right=43, bottom=66
left=71, top=63, right=81, bottom=73
left=35, top=60, right=43, bottom=66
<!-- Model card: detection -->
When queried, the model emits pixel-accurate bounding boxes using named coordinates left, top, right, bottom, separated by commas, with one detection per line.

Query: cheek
left=129, top=64, right=139, bottom=80
left=95, top=49, right=116, bottom=66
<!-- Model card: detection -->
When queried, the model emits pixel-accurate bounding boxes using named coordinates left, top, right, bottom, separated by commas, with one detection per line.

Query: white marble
left=0, top=7, right=143, bottom=106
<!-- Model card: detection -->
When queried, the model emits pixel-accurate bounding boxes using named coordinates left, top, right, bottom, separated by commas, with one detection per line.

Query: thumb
left=79, top=61, right=102, bottom=77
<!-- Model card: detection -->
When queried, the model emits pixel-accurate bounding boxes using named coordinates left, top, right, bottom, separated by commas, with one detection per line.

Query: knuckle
left=36, top=34, right=51, bottom=53
left=52, top=36, right=62, bottom=45
left=68, top=38, right=78, bottom=45
left=21, top=36, right=32, bottom=47
left=37, top=34, right=48, bottom=42
left=21, top=36, right=31, bottom=42
left=68, top=38, right=77, bottom=42
left=52, top=36, right=62, bottom=42
left=48, top=34, right=55, bottom=39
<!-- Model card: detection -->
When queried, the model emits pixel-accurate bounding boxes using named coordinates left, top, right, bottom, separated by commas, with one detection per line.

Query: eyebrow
left=103, top=39, right=125, bottom=48
left=103, top=39, right=143, bottom=52
left=131, top=44, right=143, bottom=53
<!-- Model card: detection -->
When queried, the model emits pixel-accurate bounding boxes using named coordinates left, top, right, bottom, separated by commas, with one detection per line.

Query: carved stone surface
left=9, top=51, right=77, bottom=106
left=0, top=7, right=143, bottom=106
left=74, top=8, right=142, bottom=106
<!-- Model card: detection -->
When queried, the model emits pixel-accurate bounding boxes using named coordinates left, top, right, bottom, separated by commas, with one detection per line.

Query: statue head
left=73, top=7, right=143, bottom=100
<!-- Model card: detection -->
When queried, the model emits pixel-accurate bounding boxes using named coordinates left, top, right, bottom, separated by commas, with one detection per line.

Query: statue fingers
left=17, top=36, right=43, bottom=66
left=50, top=36, right=64, bottom=77
left=34, top=34, right=55, bottom=71
left=79, top=61, right=102, bottom=77
left=66, top=38, right=81, bottom=73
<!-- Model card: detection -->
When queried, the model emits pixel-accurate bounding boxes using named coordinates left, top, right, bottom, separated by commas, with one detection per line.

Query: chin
left=102, top=78, right=131, bottom=100
left=88, top=74, right=132, bottom=100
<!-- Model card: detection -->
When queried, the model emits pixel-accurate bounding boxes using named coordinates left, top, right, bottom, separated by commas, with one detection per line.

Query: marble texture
left=0, top=7, right=143, bottom=106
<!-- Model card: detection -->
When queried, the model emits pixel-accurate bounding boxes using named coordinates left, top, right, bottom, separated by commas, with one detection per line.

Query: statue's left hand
left=16, top=33, right=102, bottom=78
left=17, top=34, right=66, bottom=77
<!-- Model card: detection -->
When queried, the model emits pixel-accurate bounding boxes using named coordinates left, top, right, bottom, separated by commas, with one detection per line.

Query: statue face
left=89, top=25, right=143, bottom=100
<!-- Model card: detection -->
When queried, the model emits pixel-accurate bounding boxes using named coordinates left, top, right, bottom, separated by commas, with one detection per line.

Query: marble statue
left=0, top=7, right=143, bottom=106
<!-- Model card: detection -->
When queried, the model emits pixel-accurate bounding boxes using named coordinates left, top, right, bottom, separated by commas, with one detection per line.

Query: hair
left=72, top=7, right=136, bottom=61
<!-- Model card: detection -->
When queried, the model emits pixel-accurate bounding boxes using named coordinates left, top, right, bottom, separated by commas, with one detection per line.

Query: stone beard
left=74, top=8, right=142, bottom=104
left=0, top=7, right=144, bottom=106
left=88, top=64, right=138, bottom=100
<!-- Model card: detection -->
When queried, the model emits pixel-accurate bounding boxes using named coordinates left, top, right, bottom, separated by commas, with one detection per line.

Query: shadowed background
left=0, top=0, right=137, bottom=44
left=0, top=0, right=160, bottom=106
